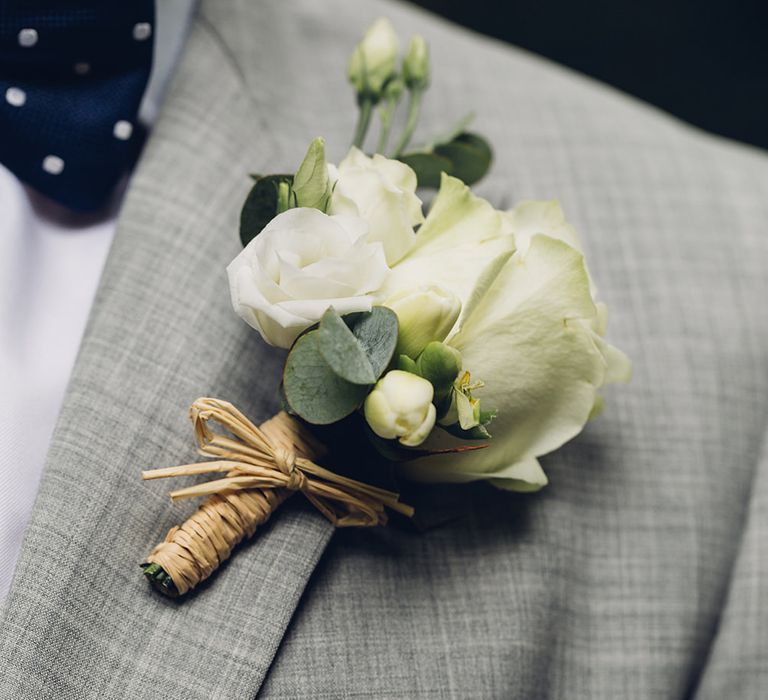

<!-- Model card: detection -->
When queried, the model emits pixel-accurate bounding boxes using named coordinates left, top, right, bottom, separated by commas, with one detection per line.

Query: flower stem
left=377, top=112, right=391, bottom=155
left=392, top=88, right=423, bottom=157
left=352, top=98, right=374, bottom=149
left=141, top=562, right=179, bottom=598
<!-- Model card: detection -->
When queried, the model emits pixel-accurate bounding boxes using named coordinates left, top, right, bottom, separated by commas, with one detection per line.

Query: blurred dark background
left=407, top=0, right=768, bottom=151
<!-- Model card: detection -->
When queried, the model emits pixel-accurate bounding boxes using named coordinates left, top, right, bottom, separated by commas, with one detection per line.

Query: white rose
left=502, top=200, right=583, bottom=255
left=227, top=208, right=389, bottom=349
left=401, top=234, right=631, bottom=492
left=329, top=147, right=424, bottom=265
left=378, top=179, right=630, bottom=491
left=379, top=173, right=516, bottom=326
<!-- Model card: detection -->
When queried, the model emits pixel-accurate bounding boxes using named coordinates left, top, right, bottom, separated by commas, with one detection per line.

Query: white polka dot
left=42, top=155, right=65, bottom=175
left=132, top=22, right=152, bottom=41
left=74, top=62, right=91, bottom=75
left=113, top=120, right=133, bottom=140
left=5, top=87, right=26, bottom=107
left=18, top=28, right=38, bottom=47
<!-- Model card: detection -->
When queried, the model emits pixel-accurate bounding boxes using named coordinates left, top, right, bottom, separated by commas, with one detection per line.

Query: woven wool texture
left=2, top=1, right=767, bottom=698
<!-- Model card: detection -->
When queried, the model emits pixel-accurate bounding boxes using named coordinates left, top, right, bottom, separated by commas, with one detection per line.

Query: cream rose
left=328, top=147, right=424, bottom=265
left=381, top=175, right=630, bottom=492
left=227, top=208, right=389, bottom=349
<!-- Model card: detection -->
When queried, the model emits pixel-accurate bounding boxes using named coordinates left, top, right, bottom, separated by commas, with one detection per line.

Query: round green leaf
left=434, top=132, right=492, bottom=186
left=396, top=151, right=453, bottom=189
left=283, top=331, right=369, bottom=424
left=318, top=308, right=377, bottom=385
left=344, top=307, right=399, bottom=379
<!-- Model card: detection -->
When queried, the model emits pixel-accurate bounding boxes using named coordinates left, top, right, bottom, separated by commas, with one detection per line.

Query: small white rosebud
left=348, top=18, right=399, bottom=102
left=364, top=370, right=437, bottom=447
left=402, top=35, right=429, bottom=90
left=385, top=285, right=461, bottom=359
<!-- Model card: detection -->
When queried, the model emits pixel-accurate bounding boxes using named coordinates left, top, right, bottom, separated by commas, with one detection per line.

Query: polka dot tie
left=0, top=2, right=155, bottom=211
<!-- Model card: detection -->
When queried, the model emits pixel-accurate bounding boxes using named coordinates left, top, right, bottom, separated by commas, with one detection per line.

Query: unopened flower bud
left=386, top=285, right=461, bottom=359
left=416, top=342, right=462, bottom=399
left=402, top=35, right=429, bottom=90
left=348, top=18, right=400, bottom=102
left=396, top=354, right=419, bottom=374
left=293, top=137, right=331, bottom=211
left=383, top=76, right=405, bottom=103
left=364, top=370, right=437, bottom=447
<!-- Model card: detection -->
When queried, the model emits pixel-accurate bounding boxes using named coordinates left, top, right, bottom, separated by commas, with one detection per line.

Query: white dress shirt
left=0, top=1, right=196, bottom=602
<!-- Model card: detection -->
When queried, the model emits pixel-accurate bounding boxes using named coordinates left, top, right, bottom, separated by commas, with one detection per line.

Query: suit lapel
left=0, top=12, right=333, bottom=699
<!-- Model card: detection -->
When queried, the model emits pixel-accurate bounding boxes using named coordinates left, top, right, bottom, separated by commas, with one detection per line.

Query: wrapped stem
left=142, top=486, right=292, bottom=597
left=141, top=400, right=412, bottom=597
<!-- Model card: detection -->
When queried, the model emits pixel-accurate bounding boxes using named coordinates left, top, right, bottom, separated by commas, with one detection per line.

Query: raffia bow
left=142, top=398, right=413, bottom=596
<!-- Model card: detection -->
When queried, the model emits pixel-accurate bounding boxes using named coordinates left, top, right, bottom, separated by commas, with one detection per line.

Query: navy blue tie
left=0, top=2, right=155, bottom=211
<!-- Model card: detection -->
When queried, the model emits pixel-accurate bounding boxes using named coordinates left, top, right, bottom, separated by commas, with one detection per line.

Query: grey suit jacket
left=2, top=1, right=767, bottom=698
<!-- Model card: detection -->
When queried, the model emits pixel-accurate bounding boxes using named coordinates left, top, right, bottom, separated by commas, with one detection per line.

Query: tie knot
left=273, top=446, right=306, bottom=491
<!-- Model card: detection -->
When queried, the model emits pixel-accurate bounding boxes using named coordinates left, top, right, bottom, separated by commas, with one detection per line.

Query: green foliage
left=239, top=174, right=294, bottom=247
left=397, top=151, right=453, bottom=189
left=283, top=331, right=369, bottom=424
left=396, top=354, right=419, bottom=374
left=343, top=307, right=399, bottom=379
left=399, top=131, right=493, bottom=188
left=416, top=342, right=462, bottom=399
left=435, top=133, right=493, bottom=186
left=442, top=407, right=498, bottom=440
left=318, top=309, right=378, bottom=385
left=282, top=307, right=399, bottom=424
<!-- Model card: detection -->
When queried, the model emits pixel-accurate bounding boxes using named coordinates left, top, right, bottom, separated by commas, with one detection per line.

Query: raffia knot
left=142, top=398, right=413, bottom=595
left=273, top=446, right=305, bottom=491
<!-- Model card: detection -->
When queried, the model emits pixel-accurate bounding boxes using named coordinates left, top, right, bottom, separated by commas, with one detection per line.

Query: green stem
left=392, top=89, right=423, bottom=157
left=276, top=180, right=292, bottom=213
left=377, top=107, right=393, bottom=155
left=352, top=99, right=374, bottom=149
left=141, top=562, right=179, bottom=598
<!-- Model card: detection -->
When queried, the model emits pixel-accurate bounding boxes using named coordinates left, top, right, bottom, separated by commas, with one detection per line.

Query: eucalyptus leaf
left=318, top=308, right=377, bottom=385
left=283, top=330, right=368, bottom=424
left=239, top=174, right=294, bottom=247
left=344, top=307, right=399, bottom=379
left=434, top=132, right=492, bottom=186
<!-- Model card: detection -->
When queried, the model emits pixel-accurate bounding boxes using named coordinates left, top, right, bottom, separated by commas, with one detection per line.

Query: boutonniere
left=141, top=19, right=631, bottom=597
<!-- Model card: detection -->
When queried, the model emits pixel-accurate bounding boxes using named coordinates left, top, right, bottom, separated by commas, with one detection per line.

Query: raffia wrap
left=142, top=398, right=413, bottom=595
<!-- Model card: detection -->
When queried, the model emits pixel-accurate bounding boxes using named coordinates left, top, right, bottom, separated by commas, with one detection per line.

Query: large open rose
left=392, top=175, right=631, bottom=491
left=227, top=208, right=389, bottom=348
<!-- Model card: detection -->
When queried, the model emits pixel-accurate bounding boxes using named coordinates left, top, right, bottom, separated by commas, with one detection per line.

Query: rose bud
left=364, top=370, right=437, bottom=447
left=348, top=18, right=400, bottom=103
left=402, top=34, right=430, bottom=90
left=385, top=285, right=461, bottom=359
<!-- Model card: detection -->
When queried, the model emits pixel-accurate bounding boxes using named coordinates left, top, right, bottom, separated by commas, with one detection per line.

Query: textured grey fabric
left=2, top=1, right=767, bottom=698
